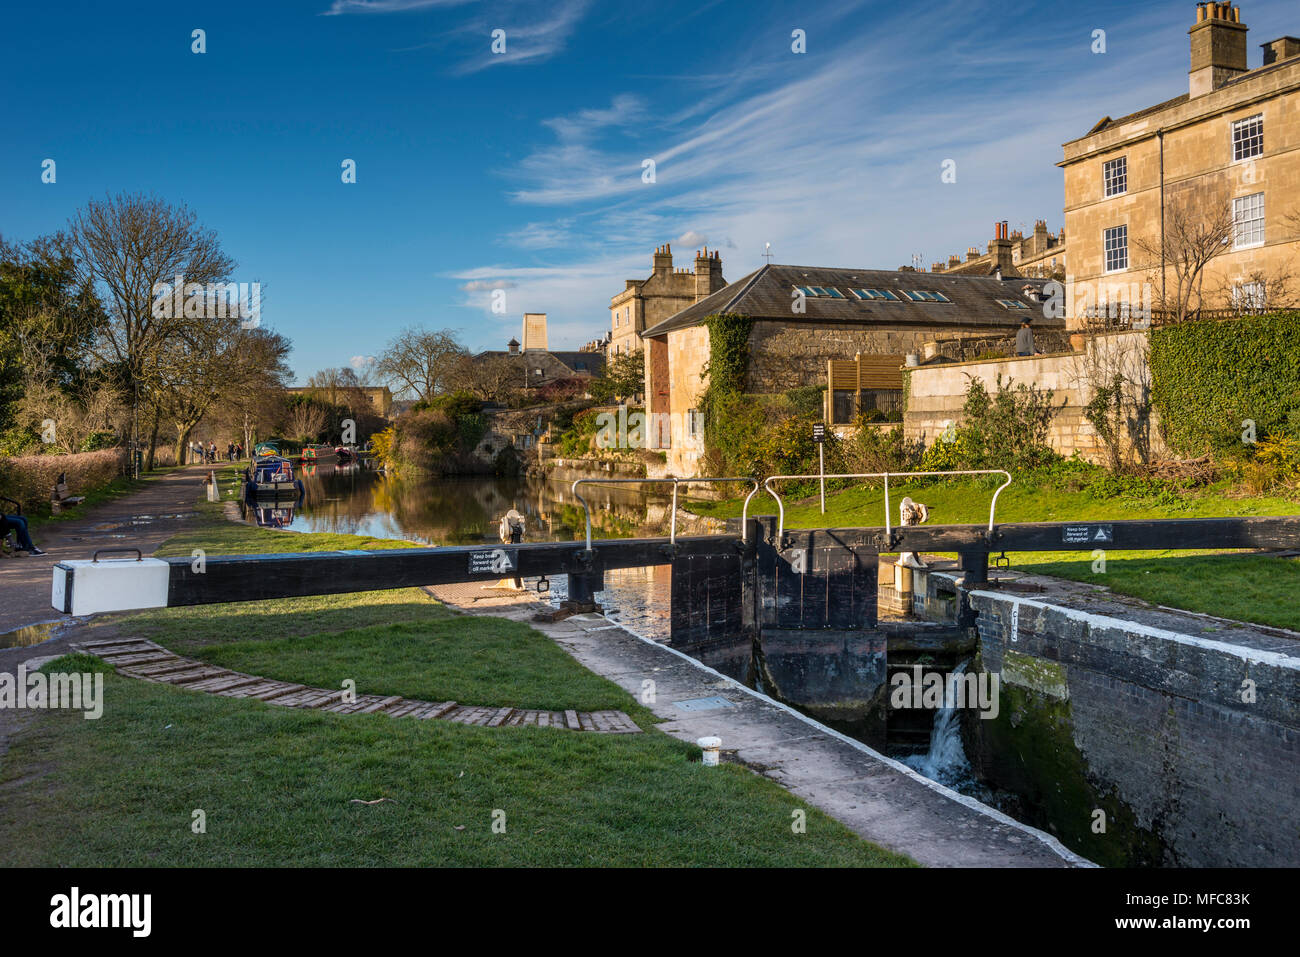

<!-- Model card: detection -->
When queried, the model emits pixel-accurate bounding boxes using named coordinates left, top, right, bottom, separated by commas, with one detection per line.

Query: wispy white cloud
left=451, top=0, right=592, bottom=74
left=324, top=0, right=474, bottom=15
left=449, top=0, right=1242, bottom=348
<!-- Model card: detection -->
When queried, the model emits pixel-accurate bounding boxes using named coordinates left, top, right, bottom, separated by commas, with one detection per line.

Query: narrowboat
left=243, top=455, right=305, bottom=498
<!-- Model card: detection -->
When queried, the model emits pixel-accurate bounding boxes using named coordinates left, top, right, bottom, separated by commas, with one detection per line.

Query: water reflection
left=242, top=497, right=304, bottom=529
left=284, top=466, right=670, bottom=547
left=0, top=621, right=61, bottom=649
left=238, top=465, right=679, bottom=639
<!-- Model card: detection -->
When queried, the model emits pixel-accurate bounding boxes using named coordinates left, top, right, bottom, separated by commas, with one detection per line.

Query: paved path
left=72, top=636, right=640, bottom=732
left=0, top=465, right=210, bottom=636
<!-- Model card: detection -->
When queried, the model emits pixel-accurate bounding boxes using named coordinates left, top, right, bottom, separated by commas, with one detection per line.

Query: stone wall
left=666, top=325, right=710, bottom=476
left=964, top=586, right=1300, bottom=867
left=747, top=321, right=1007, bottom=393
left=903, top=331, right=1168, bottom=464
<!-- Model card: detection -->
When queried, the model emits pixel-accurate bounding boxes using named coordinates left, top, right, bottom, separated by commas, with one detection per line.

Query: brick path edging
left=73, top=637, right=641, bottom=733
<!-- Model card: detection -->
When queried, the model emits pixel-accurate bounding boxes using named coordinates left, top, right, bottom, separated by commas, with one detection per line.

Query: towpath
left=0, top=465, right=210, bottom=637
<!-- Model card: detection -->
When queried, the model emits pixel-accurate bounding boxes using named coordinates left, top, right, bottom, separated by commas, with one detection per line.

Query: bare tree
left=447, top=353, right=522, bottom=404
left=1134, top=183, right=1234, bottom=323
left=1069, top=333, right=1156, bottom=471
left=374, top=327, right=467, bottom=401
left=285, top=399, right=328, bottom=444
left=67, top=193, right=235, bottom=457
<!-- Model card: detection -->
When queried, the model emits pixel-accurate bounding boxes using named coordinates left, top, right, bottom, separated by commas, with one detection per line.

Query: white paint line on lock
left=972, top=591, right=1300, bottom=672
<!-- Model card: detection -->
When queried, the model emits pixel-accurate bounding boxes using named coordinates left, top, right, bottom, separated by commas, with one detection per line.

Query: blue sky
left=3, top=0, right=1295, bottom=383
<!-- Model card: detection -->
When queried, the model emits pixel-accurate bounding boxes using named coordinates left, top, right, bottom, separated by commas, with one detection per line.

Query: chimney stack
left=1262, top=36, right=1300, bottom=66
left=653, top=243, right=673, bottom=277
left=1190, top=3, right=1248, bottom=97
left=693, top=247, right=724, bottom=301
left=988, top=221, right=1014, bottom=274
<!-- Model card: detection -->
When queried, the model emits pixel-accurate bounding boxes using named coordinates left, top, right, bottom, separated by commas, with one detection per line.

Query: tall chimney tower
left=1190, top=3, right=1249, bottom=97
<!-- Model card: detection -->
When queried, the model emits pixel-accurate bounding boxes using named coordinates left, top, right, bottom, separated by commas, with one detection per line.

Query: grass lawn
left=0, top=476, right=914, bottom=867
left=0, top=650, right=911, bottom=866
left=687, top=477, right=1300, bottom=631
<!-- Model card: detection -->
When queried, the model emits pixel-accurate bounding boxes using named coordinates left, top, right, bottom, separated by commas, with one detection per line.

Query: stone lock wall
left=964, top=588, right=1300, bottom=867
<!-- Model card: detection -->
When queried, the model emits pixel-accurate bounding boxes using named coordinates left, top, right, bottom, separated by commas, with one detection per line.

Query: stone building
left=934, top=220, right=1067, bottom=280
left=1060, top=2, right=1300, bottom=324
left=608, top=244, right=727, bottom=360
left=286, top=385, right=393, bottom=418
left=472, top=314, right=605, bottom=391
left=640, top=263, right=1064, bottom=475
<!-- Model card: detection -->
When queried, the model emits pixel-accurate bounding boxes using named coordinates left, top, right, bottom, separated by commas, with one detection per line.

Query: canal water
left=242, top=463, right=676, bottom=637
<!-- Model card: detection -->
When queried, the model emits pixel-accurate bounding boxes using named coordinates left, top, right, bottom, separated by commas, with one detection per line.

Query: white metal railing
left=761, top=469, right=1013, bottom=544
left=571, top=477, right=760, bottom=552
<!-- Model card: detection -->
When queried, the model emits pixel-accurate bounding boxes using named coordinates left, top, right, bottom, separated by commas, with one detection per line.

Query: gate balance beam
left=51, top=535, right=742, bottom=617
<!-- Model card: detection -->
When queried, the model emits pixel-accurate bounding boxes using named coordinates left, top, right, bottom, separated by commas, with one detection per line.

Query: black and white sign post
left=813, top=423, right=826, bottom=514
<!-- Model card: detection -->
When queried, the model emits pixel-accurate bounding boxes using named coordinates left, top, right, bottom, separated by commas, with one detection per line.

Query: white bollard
left=697, top=736, right=722, bottom=767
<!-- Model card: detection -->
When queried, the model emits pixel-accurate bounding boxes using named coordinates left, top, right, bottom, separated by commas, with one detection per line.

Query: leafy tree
left=588, top=349, right=642, bottom=403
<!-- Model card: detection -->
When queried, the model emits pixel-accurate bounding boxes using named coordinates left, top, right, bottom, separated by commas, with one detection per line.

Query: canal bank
left=422, top=581, right=1089, bottom=868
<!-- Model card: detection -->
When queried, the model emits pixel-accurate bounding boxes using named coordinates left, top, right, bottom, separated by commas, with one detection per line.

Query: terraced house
left=1061, top=2, right=1300, bottom=323
left=640, top=264, right=1064, bottom=476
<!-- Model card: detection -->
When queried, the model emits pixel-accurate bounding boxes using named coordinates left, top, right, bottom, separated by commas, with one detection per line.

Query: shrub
left=919, top=374, right=1060, bottom=473
left=783, top=385, right=825, bottom=420
left=839, top=423, right=924, bottom=475
left=0, top=448, right=128, bottom=513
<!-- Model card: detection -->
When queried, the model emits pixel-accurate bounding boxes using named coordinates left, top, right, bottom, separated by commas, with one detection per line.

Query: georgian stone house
left=1060, top=3, right=1300, bottom=323
left=608, top=244, right=726, bottom=361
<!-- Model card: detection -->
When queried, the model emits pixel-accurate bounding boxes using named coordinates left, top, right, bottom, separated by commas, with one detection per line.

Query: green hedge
left=1150, top=312, right=1300, bottom=456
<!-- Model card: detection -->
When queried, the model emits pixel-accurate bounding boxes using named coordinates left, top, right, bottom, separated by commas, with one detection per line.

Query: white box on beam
left=51, top=558, right=171, bottom=616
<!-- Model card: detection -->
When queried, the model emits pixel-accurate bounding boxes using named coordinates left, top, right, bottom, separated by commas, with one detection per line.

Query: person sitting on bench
left=1, top=512, right=44, bottom=556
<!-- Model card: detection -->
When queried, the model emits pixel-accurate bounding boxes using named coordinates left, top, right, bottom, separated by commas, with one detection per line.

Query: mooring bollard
left=697, top=736, right=721, bottom=767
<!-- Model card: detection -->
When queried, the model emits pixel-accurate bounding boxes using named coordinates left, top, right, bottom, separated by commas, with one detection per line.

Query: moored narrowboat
left=244, top=455, right=305, bottom=498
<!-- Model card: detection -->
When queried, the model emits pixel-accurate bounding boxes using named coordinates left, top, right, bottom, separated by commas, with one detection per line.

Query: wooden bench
left=50, top=473, right=86, bottom=514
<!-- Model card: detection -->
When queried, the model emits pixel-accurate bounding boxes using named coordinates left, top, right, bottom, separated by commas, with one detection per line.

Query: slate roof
left=641, top=264, right=1060, bottom=338
left=473, top=349, right=605, bottom=377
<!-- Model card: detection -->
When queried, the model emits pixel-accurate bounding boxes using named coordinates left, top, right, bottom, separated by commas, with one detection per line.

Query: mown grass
left=192, top=619, right=658, bottom=718
left=687, top=477, right=1300, bottom=631
left=0, top=472, right=914, bottom=867
left=0, top=656, right=912, bottom=867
